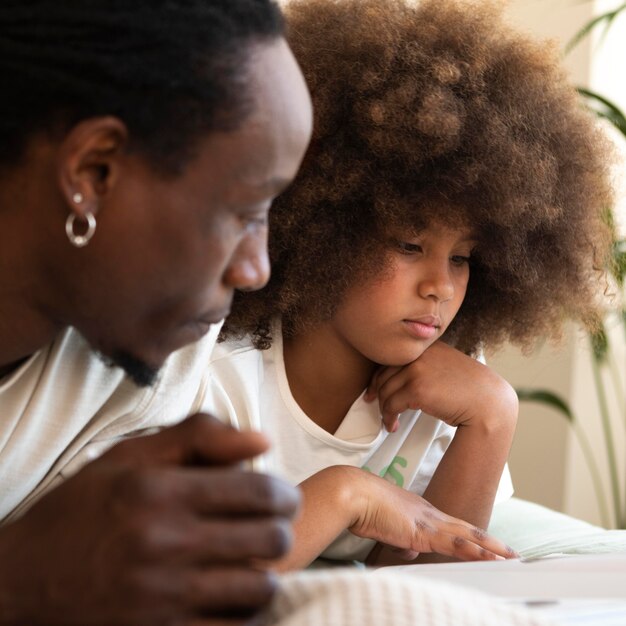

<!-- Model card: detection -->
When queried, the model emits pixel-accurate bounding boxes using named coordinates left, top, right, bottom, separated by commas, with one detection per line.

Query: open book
left=385, top=554, right=626, bottom=625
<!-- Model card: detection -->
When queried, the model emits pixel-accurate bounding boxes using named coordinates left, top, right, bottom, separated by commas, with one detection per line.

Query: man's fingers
left=181, top=616, right=252, bottom=626
left=186, top=615, right=266, bottom=626
left=78, top=465, right=299, bottom=567
left=138, top=567, right=277, bottom=623
left=105, top=414, right=270, bottom=467
left=186, top=518, right=293, bottom=563
left=131, top=514, right=295, bottom=565
left=182, top=568, right=279, bottom=613
left=170, top=468, right=301, bottom=518
left=99, top=467, right=300, bottom=563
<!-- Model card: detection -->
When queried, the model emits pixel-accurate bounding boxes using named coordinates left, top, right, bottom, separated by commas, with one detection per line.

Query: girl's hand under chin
left=364, top=340, right=518, bottom=434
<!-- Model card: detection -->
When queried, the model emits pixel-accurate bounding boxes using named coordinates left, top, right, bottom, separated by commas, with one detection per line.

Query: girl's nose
left=418, top=263, right=454, bottom=302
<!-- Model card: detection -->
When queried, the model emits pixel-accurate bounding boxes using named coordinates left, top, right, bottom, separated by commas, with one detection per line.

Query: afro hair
left=221, top=0, right=615, bottom=355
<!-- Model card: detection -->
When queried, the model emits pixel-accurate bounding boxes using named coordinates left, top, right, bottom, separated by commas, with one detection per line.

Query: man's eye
left=396, top=241, right=422, bottom=254
left=242, top=214, right=268, bottom=232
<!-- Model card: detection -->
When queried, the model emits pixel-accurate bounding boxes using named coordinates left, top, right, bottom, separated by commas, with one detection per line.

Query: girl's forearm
left=268, top=465, right=358, bottom=572
left=421, top=412, right=517, bottom=529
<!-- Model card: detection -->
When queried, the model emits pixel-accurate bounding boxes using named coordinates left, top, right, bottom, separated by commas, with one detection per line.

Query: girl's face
left=329, top=222, right=476, bottom=366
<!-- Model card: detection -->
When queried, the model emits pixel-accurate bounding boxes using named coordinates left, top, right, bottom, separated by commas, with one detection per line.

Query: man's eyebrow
left=238, top=174, right=293, bottom=196
left=261, top=177, right=293, bottom=194
left=235, top=163, right=293, bottom=191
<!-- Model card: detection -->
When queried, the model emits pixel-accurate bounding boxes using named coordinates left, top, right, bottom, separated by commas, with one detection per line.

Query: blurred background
left=494, top=0, right=626, bottom=529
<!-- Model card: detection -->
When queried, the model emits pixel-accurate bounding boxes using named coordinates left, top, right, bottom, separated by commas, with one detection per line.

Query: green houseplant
left=517, top=2, right=626, bottom=530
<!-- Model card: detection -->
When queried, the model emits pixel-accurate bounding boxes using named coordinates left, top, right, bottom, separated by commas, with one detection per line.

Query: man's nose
left=223, top=236, right=271, bottom=292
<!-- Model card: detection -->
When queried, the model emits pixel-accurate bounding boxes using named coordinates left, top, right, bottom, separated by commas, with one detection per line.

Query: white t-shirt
left=201, top=327, right=514, bottom=561
left=0, top=325, right=220, bottom=524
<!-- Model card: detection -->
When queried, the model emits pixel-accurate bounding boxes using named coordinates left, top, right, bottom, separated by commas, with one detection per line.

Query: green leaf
left=515, top=388, right=574, bottom=423
left=577, top=88, right=626, bottom=140
left=517, top=383, right=616, bottom=527
left=613, top=239, right=626, bottom=287
left=566, top=3, right=626, bottom=54
left=591, top=327, right=609, bottom=363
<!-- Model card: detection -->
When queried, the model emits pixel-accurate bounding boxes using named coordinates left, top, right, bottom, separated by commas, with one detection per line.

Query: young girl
left=203, top=0, right=614, bottom=569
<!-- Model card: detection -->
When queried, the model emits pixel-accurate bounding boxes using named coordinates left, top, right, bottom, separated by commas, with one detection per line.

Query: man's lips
left=181, top=309, right=230, bottom=337
left=194, top=310, right=231, bottom=331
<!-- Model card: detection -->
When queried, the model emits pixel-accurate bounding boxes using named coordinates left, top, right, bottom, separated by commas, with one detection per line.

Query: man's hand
left=0, top=414, right=300, bottom=625
left=365, top=340, right=518, bottom=433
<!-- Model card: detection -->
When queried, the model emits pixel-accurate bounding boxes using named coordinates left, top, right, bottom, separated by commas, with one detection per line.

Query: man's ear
left=57, top=116, right=128, bottom=219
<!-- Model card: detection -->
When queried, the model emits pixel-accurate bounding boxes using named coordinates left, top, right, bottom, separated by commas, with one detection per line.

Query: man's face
left=65, top=39, right=312, bottom=383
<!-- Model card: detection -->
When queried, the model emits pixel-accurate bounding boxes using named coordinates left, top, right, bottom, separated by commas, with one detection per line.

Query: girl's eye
left=450, top=255, right=471, bottom=267
left=396, top=241, right=422, bottom=255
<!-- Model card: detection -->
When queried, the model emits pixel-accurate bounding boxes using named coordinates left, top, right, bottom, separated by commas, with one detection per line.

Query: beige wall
left=492, top=1, right=624, bottom=527
left=503, top=0, right=593, bottom=84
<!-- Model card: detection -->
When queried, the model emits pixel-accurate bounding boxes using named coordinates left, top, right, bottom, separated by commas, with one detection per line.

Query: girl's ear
left=57, top=116, right=129, bottom=219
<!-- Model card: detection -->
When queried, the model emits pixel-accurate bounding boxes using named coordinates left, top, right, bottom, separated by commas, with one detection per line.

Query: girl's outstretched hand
left=271, top=465, right=516, bottom=571
left=346, top=466, right=518, bottom=562
left=365, top=340, right=518, bottom=434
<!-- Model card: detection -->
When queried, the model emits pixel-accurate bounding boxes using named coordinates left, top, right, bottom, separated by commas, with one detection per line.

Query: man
left=0, top=1, right=312, bottom=622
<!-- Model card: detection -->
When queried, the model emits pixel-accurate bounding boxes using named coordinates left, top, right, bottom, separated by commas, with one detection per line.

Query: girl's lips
left=402, top=319, right=439, bottom=339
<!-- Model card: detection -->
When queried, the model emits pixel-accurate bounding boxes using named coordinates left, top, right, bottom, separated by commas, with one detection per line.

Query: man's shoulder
left=208, top=335, right=269, bottom=388
left=210, top=334, right=265, bottom=366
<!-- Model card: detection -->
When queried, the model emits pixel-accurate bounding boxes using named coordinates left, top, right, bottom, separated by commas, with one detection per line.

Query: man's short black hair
left=0, top=0, right=284, bottom=172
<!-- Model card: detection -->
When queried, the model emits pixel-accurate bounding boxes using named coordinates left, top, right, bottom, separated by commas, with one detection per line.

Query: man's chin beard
left=99, top=350, right=161, bottom=388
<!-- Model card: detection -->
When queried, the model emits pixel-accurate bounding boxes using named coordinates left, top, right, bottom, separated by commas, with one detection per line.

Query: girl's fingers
left=435, top=535, right=503, bottom=561
left=389, top=546, right=421, bottom=561
left=430, top=519, right=519, bottom=561
left=401, top=507, right=519, bottom=561
left=365, top=366, right=402, bottom=401
left=450, top=518, right=519, bottom=560
left=384, top=415, right=400, bottom=433
left=366, top=366, right=425, bottom=433
left=379, top=381, right=416, bottom=426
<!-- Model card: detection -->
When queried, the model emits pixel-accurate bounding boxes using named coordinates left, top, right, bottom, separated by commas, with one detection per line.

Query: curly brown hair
left=221, top=0, right=615, bottom=355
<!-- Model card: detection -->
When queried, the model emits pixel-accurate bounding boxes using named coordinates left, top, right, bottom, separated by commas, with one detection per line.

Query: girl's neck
left=282, top=321, right=376, bottom=434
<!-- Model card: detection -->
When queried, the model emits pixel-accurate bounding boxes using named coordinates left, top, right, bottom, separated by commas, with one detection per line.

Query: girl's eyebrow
left=464, top=228, right=480, bottom=240
left=456, top=234, right=478, bottom=244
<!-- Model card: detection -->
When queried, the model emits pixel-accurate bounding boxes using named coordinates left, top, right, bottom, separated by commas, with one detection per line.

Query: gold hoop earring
left=65, top=212, right=97, bottom=248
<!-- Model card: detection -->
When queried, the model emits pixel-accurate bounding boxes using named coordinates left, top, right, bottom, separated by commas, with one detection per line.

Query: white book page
left=381, top=554, right=626, bottom=625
